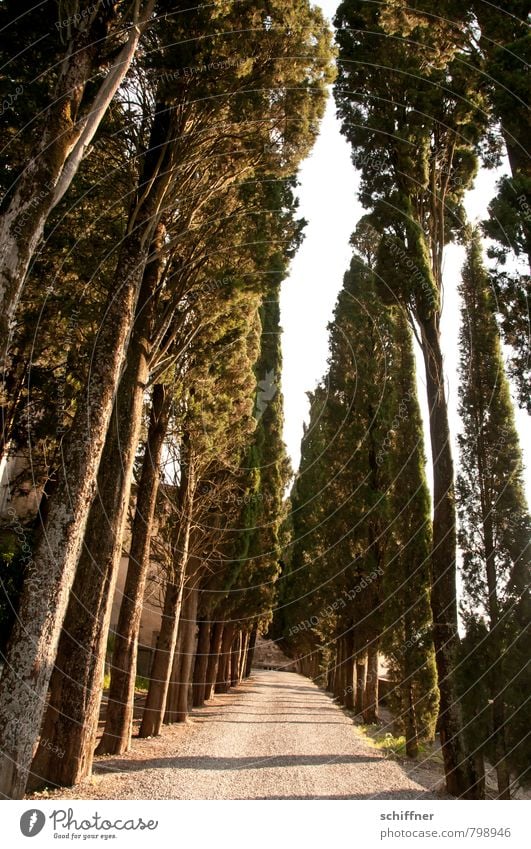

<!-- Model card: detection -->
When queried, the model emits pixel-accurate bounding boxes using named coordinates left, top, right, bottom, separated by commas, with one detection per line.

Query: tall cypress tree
left=457, top=232, right=531, bottom=798
left=334, top=0, right=489, bottom=796
left=381, top=309, right=438, bottom=757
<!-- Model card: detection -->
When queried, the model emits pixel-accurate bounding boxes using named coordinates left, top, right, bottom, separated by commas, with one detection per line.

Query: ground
left=30, top=671, right=442, bottom=800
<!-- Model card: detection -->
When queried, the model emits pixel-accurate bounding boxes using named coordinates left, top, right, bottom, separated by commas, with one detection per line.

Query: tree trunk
left=327, top=663, right=335, bottom=694
left=355, top=654, right=366, bottom=717
left=139, top=446, right=194, bottom=737
left=192, top=620, right=212, bottom=707
left=174, top=584, right=199, bottom=722
left=239, top=631, right=250, bottom=681
left=244, top=625, right=257, bottom=678
left=420, top=313, right=476, bottom=798
left=230, top=631, right=242, bottom=688
left=140, top=580, right=184, bottom=736
left=0, top=104, right=178, bottom=798
left=473, top=752, right=486, bottom=800
left=26, top=216, right=169, bottom=790
left=27, top=320, right=152, bottom=790
left=205, top=621, right=224, bottom=700
left=405, top=682, right=419, bottom=758
left=215, top=623, right=235, bottom=694
left=0, top=3, right=153, bottom=369
left=344, top=630, right=355, bottom=710
left=96, top=383, right=170, bottom=755
left=333, top=637, right=344, bottom=701
left=0, top=242, right=144, bottom=797
left=362, top=640, right=379, bottom=723
left=164, top=626, right=184, bottom=725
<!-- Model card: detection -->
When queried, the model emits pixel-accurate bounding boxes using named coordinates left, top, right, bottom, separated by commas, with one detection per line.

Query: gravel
left=30, top=670, right=438, bottom=800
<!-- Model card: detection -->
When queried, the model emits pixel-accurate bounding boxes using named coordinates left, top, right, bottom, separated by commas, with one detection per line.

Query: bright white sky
left=280, top=1, right=531, bottom=505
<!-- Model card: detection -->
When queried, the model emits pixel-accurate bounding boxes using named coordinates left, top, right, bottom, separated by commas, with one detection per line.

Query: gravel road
left=32, top=670, right=437, bottom=800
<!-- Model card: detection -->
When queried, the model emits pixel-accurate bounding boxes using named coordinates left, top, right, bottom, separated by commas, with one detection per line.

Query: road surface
left=31, top=670, right=436, bottom=800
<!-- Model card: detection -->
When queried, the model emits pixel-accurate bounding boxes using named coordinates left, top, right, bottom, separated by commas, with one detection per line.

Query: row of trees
left=0, top=0, right=528, bottom=804
left=0, top=0, right=334, bottom=798
left=275, top=0, right=529, bottom=800
left=275, top=225, right=439, bottom=761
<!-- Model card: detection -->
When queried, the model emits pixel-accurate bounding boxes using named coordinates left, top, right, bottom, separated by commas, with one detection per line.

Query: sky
left=279, top=0, right=531, bottom=505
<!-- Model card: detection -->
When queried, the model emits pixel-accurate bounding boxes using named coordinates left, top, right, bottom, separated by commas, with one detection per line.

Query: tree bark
left=344, top=630, right=355, bottom=711
left=139, top=444, right=194, bottom=737
left=405, top=681, right=419, bottom=758
left=164, top=608, right=185, bottom=725
left=244, top=625, right=257, bottom=678
left=205, top=621, right=224, bottom=700
left=355, top=653, right=366, bottom=717
left=174, top=584, right=199, bottom=722
left=96, top=383, right=170, bottom=755
left=239, top=631, right=250, bottom=681
left=192, top=619, right=212, bottom=707
left=333, top=637, right=344, bottom=702
left=362, top=640, right=379, bottom=723
left=420, top=313, right=476, bottom=797
left=140, top=579, right=184, bottom=736
left=229, top=631, right=240, bottom=688
left=215, top=623, right=235, bottom=694
left=327, top=663, right=335, bottom=694
left=473, top=752, right=486, bottom=800
left=164, top=625, right=184, bottom=725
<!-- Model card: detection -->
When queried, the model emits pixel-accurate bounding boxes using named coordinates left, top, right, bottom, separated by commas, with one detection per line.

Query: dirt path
left=32, top=671, right=437, bottom=800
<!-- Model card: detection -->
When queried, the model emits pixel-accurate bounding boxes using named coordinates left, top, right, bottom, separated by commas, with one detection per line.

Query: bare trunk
left=139, top=447, right=194, bottom=737
left=230, top=631, right=242, bottom=688
left=192, top=619, right=212, bottom=707
left=96, top=383, right=170, bottom=755
left=362, top=640, right=379, bottom=723
left=244, top=626, right=257, bottom=678
left=333, top=637, right=344, bottom=702
left=405, top=682, right=419, bottom=758
left=140, top=580, right=184, bottom=737
left=239, top=631, right=250, bottom=681
left=355, top=654, right=366, bottom=717
left=205, top=622, right=224, bottom=699
left=344, top=630, right=355, bottom=710
left=174, top=585, right=199, bottom=722
left=474, top=752, right=486, bottom=800
left=215, top=624, right=235, bottom=694
left=420, top=313, right=476, bottom=798
left=327, top=663, right=335, bottom=694
left=164, top=626, right=184, bottom=725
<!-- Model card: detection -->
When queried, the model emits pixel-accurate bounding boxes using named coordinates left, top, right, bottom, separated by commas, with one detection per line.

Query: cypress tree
left=381, top=310, right=438, bottom=757
left=457, top=232, right=531, bottom=798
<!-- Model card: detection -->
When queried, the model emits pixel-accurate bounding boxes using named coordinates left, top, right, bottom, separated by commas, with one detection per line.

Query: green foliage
left=0, top=531, right=31, bottom=655
left=277, top=240, right=437, bottom=749
left=457, top=233, right=531, bottom=790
